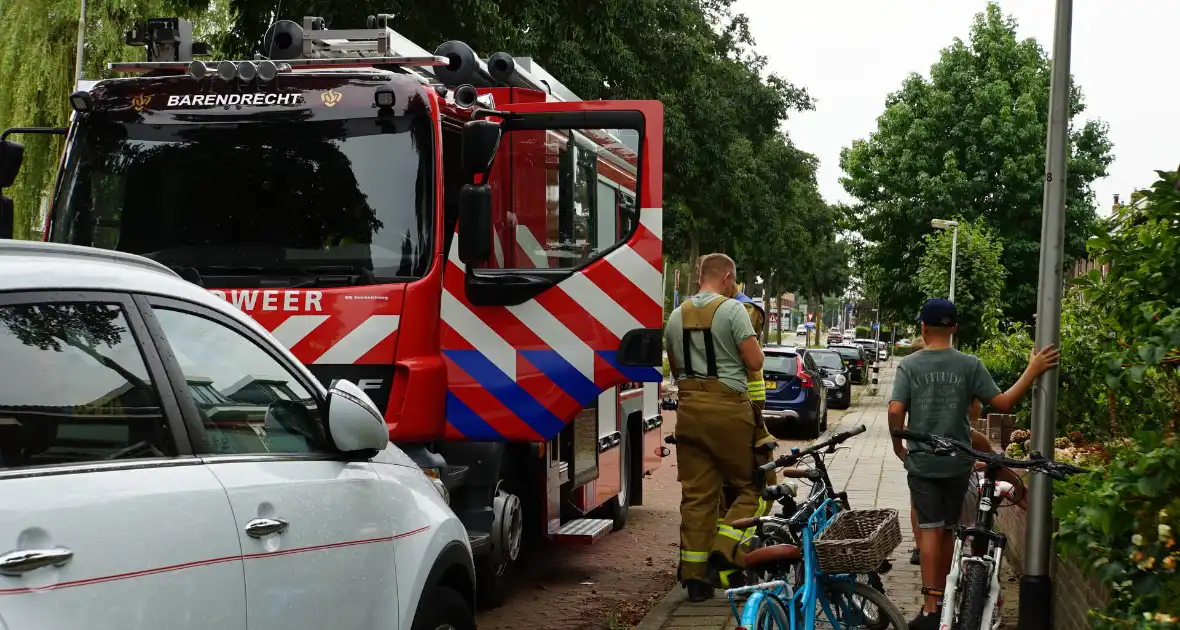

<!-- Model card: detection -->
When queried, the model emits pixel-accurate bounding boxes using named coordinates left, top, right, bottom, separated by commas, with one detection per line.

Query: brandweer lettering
left=166, top=93, right=304, bottom=108
left=209, top=290, right=323, bottom=312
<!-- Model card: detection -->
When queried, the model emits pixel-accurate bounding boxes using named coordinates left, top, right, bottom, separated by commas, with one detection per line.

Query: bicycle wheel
left=750, top=592, right=792, bottom=630
left=957, top=563, right=991, bottom=630
left=823, top=581, right=907, bottom=629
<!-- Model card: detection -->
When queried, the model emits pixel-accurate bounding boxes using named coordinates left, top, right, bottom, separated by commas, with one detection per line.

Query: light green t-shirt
left=664, top=292, right=757, bottom=393
left=890, top=348, right=1002, bottom=478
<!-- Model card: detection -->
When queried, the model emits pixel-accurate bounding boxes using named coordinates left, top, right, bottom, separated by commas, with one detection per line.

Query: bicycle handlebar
left=760, top=424, right=868, bottom=471
left=892, top=429, right=1089, bottom=480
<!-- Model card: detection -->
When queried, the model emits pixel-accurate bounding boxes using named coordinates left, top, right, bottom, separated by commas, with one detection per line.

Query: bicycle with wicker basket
left=724, top=427, right=909, bottom=629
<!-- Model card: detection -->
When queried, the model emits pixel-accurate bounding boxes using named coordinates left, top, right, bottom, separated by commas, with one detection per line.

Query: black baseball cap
left=917, top=298, right=957, bottom=327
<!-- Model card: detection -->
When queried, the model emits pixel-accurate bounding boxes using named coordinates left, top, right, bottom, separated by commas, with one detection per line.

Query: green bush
left=1056, top=433, right=1180, bottom=628
left=855, top=326, right=871, bottom=339
left=892, top=346, right=921, bottom=358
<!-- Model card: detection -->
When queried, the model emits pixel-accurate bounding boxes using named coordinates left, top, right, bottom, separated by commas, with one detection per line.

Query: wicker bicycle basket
left=813, top=508, right=902, bottom=574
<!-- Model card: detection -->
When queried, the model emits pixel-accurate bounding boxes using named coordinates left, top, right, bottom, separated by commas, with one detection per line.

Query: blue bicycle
left=725, top=429, right=907, bottom=629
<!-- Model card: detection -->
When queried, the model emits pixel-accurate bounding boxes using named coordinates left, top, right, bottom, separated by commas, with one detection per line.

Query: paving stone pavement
left=636, top=361, right=922, bottom=630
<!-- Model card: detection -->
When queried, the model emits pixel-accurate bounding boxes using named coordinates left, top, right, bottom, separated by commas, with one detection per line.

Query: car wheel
left=821, top=404, right=828, bottom=432
left=802, top=409, right=821, bottom=440
left=412, top=585, right=476, bottom=630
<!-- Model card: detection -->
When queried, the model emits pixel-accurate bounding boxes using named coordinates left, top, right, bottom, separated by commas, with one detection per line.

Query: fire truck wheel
left=627, top=415, right=645, bottom=507
left=608, top=431, right=632, bottom=531
left=412, top=585, right=476, bottom=630
left=474, top=554, right=514, bottom=609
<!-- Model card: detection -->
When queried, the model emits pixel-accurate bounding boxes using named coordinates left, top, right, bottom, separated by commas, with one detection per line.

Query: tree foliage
left=915, top=219, right=1005, bottom=346
left=0, top=0, right=230, bottom=238
left=840, top=2, right=1113, bottom=325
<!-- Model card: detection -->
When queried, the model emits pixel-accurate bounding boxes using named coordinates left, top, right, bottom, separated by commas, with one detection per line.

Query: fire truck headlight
left=187, top=61, right=207, bottom=80
left=374, top=88, right=396, bottom=109
left=237, top=61, right=258, bottom=82
left=69, top=91, right=92, bottom=113
left=216, top=60, right=237, bottom=81
left=257, top=60, right=279, bottom=83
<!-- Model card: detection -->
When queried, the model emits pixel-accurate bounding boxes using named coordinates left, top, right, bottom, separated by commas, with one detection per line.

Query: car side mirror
left=457, top=184, right=492, bottom=265
left=461, top=119, right=501, bottom=179
left=0, top=140, right=24, bottom=188
left=326, top=379, right=388, bottom=455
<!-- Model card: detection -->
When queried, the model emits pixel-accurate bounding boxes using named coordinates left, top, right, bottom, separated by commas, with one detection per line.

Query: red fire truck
left=0, top=15, right=667, bottom=606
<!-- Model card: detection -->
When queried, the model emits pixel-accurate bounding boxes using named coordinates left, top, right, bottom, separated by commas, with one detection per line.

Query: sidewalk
left=636, top=363, right=923, bottom=630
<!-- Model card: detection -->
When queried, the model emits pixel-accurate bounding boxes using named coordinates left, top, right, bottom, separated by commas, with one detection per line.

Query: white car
left=0, top=242, right=474, bottom=630
left=796, top=324, right=807, bottom=335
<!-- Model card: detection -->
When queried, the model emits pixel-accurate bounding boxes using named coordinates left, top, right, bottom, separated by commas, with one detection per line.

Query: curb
left=632, top=584, right=687, bottom=630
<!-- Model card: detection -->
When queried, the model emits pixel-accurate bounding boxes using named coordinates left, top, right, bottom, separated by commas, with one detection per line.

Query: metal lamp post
left=931, top=218, right=960, bottom=345
left=930, top=219, right=960, bottom=303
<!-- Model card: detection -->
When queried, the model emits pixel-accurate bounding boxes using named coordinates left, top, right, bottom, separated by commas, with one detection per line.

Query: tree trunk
left=689, top=231, right=700, bottom=274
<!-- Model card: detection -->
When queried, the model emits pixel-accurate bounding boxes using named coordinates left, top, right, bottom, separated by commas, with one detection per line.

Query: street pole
left=74, top=0, right=88, bottom=85
left=948, top=225, right=958, bottom=304
left=949, top=224, right=958, bottom=346
left=1018, top=0, right=1072, bottom=627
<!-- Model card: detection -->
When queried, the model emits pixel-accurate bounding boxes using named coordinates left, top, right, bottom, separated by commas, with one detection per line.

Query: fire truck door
left=441, top=102, right=664, bottom=444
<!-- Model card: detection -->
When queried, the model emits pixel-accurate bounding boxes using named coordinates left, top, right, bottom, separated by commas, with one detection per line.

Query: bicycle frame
left=730, top=497, right=861, bottom=629
left=939, top=464, right=1013, bottom=630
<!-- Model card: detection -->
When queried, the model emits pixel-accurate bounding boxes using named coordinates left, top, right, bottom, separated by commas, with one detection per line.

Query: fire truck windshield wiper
left=166, top=264, right=377, bottom=288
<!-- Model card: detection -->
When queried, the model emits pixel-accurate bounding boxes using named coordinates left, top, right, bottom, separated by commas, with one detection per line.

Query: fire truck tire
left=476, top=483, right=523, bottom=609
left=474, top=554, right=514, bottom=609
left=627, top=414, right=645, bottom=507
left=412, top=585, right=476, bottom=630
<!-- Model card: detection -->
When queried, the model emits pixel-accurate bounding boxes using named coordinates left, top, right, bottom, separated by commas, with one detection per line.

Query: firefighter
left=665, top=253, right=765, bottom=602
left=715, top=282, right=776, bottom=588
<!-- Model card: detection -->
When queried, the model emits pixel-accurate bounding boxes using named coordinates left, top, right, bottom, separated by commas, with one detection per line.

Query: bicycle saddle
left=742, top=544, right=802, bottom=568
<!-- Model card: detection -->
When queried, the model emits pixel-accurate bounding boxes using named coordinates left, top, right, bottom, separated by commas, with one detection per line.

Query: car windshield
left=811, top=351, right=844, bottom=369
left=49, top=116, right=433, bottom=285
left=764, top=353, right=798, bottom=377
left=832, top=347, right=861, bottom=360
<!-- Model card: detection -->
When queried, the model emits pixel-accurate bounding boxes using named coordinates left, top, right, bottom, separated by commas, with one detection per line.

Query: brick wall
left=995, top=505, right=1109, bottom=630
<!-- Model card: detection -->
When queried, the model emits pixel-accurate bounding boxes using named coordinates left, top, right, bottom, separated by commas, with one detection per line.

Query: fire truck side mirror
left=457, top=184, right=493, bottom=265
left=461, top=120, right=501, bottom=181
left=0, top=139, right=24, bottom=189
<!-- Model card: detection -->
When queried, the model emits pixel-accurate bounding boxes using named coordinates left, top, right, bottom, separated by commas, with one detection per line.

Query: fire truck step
left=468, top=532, right=491, bottom=553
left=552, top=518, right=614, bottom=546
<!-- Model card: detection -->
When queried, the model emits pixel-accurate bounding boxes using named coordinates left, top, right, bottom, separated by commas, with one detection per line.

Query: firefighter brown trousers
left=676, top=378, right=761, bottom=583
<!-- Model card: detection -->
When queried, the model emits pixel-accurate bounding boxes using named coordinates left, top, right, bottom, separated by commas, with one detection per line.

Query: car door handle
left=244, top=517, right=290, bottom=539
left=0, top=547, right=74, bottom=576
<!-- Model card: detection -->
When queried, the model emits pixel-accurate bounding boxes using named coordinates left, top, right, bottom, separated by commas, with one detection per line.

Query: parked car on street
left=853, top=338, right=878, bottom=359
left=796, top=324, right=807, bottom=336
left=828, top=344, right=868, bottom=384
left=800, top=348, right=852, bottom=410
left=0, top=241, right=476, bottom=630
left=826, top=329, right=843, bottom=345
left=877, top=341, right=889, bottom=361
left=761, top=345, right=828, bottom=439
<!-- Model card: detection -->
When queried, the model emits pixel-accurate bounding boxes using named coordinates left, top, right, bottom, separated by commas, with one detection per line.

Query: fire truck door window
left=49, top=118, right=435, bottom=284
left=491, top=127, right=639, bottom=271
left=150, top=307, right=330, bottom=456
left=0, top=300, right=175, bottom=468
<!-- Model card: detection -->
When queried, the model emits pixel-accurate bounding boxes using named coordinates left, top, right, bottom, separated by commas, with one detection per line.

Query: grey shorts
left=908, top=474, right=971, bottom=530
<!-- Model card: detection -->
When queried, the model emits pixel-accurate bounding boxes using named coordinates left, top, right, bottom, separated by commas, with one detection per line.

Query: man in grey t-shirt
left=888, top=298, right=1058, bottom=629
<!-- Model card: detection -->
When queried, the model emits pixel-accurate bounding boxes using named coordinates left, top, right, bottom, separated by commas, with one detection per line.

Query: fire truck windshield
left=49, top=116, right=433, bottom=287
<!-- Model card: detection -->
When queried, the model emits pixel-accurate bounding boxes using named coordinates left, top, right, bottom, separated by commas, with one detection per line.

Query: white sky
left=734, top=0, right=1179, bottom=215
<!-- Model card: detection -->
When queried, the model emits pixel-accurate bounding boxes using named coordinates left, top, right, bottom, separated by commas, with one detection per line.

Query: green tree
left=0, top=0, right=229, bottom=239
left=840, top=2, right=1113, bottom=325
left=916, top=219, right=1006, bottom=346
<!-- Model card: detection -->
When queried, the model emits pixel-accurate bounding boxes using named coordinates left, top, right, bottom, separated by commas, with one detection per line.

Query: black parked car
left=761, top=346, right=828, bottom=439
left=803, top=348, right=852, bottom=410
left=828, top=343, right=868, bottom=384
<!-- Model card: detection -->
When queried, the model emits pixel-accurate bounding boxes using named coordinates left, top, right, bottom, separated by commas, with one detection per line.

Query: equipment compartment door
left=442, top=101, right=665, bottom=443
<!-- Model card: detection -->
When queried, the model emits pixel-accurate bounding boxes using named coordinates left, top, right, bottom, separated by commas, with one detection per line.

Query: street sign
left=805, top=322, right=816, bottom=329
left=872, top=321, right=880, bottom=331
